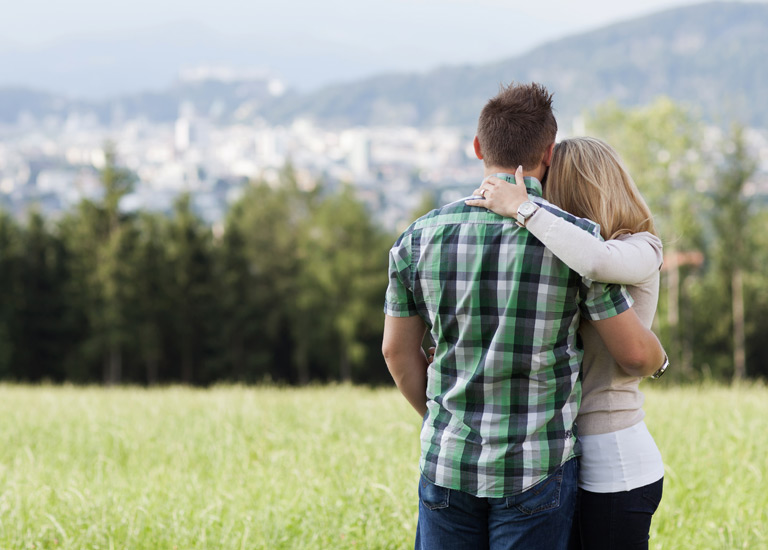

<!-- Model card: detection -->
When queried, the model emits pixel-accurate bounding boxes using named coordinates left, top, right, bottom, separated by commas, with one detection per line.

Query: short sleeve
left=579, top=280, right=634, bottom=321
left=384, top=233, right=419, bottom=317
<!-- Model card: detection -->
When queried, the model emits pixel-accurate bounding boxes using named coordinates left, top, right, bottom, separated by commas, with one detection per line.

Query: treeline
left=3, top=99, right=768, bottom=385
left=0, top=150, right=394, bottom=385
left=587, top=99, right=768, bottom=381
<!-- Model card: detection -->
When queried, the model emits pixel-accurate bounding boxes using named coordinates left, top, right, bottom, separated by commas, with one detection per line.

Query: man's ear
left=542, top=142, right=555, bottom=166
left=473, top=136, right=483, bottom=160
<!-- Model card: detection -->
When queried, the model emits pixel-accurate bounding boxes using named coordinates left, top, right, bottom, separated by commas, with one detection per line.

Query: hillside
left=266, top=1, right=768, bottom=128
left=2, top=2, right=766, bottom=129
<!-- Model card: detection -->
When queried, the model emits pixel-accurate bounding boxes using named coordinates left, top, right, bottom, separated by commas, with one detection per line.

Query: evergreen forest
left=1, top=99, right=767, bottom=385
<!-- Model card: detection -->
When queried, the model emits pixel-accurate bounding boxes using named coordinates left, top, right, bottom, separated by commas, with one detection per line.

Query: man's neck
left=483, top=165, right=545, bottom=181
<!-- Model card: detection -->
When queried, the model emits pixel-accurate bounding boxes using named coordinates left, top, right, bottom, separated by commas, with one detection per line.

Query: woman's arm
left=465, top=168, right=662, bottom=285
left=526, top=214, right=662, bottom=283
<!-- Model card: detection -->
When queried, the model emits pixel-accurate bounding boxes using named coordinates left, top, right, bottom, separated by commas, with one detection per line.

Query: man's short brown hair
left=476, top=82, right=557, bottom=170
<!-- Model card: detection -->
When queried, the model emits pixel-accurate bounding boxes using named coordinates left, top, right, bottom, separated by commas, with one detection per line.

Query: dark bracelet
left=650, top=354, right=669, bottom=380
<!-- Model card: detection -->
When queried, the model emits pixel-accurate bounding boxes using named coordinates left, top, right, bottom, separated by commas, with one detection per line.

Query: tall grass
left=645, top=383, right=768, bottom=550
left=0, top=383, right=765, bottom=549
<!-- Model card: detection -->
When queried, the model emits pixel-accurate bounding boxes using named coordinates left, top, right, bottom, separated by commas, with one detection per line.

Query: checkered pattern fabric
left=385, top=175, right=633, bottom=498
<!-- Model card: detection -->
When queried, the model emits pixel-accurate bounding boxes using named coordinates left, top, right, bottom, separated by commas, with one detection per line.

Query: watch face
left=519, top=202, right=536, bottom=216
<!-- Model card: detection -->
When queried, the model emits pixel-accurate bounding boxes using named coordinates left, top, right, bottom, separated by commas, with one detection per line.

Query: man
left=382, top=82, right=665, bottom=550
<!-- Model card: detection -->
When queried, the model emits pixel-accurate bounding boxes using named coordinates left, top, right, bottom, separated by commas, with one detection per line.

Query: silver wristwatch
left=516, top=201, right=539, bottom=227
left=650, top=354, right=669, bottom=380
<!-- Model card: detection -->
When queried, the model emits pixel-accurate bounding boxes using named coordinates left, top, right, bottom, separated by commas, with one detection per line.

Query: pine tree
left=299, top=184, right=391, bottom=382
left=132, top=213, right=172, bottom=384
left=58, top=143, right=137, bottom=384
left=166, top=193, right=216, bottom=384
left=0, top=212, right=21, bottom=378
left=14, top=210, right=70, bottom=380
left=217, top=201, right=270, bottom=381
left=711, top=125, right=757, bottom=381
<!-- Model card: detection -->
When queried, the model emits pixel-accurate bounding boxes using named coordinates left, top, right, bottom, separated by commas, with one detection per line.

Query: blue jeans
left=415, top=458, right=578, bottom=550
left=572, top=477, right=663, bottom=550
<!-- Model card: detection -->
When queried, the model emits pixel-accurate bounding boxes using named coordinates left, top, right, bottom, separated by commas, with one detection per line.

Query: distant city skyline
left=1, top=0, right=759, bottom=98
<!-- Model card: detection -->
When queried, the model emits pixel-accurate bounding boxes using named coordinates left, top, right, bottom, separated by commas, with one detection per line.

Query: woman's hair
left=545, top=137, right=657, bottom=240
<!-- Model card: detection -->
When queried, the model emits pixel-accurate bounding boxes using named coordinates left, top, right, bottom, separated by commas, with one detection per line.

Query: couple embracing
left=383, top=82, right=667, bottom=550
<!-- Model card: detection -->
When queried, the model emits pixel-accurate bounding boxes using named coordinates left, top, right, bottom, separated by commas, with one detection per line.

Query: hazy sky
left=3, top=0, right=720, bottom=50
left=1, top=0, right=763, bottom=96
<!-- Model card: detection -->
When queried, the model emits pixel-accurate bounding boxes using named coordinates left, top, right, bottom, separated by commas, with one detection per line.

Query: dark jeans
left=415, top=458, right=578, bottom=550
left=571, top=477, right=663, bottom=550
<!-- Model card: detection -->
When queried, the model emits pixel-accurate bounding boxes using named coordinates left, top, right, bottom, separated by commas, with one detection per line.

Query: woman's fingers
left=484, top=169, right=524, bottom=187
left=514, top=165, right=525, bottom=186
left=466, top=181, right=495, bottom=206
left=466, top=170, right=528, bottom=215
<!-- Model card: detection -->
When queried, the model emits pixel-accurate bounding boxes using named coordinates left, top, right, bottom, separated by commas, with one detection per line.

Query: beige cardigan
left=525, top=209, right=663, bottom=436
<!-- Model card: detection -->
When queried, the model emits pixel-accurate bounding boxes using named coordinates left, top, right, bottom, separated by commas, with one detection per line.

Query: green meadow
left=0, top=383, right=765, bottom=550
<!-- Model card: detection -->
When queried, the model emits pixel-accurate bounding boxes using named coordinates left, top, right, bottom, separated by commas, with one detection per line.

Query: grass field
left=0, top=383, right=765, bottom=550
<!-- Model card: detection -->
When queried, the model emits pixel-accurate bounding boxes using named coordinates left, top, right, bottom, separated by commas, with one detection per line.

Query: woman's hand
left=465, top=165, right=530, bottom=219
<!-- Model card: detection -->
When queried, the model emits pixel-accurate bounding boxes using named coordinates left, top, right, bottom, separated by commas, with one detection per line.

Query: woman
left=465, top=137, right=666, bottom=550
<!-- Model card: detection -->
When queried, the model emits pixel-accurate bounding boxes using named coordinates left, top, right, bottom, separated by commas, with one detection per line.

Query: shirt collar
left=490, top=172, right=543, bottom=198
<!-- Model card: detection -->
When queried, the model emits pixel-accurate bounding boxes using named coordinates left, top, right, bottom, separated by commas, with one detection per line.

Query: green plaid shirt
left=384, top=175, right=633, bottom=498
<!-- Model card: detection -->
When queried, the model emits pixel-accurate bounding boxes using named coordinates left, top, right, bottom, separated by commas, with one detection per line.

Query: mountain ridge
left=263, top=1, right=768, bottom=128
left=2, top=2, right=766, bottom=129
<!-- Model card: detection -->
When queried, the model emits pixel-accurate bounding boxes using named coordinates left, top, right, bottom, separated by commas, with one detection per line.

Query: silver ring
left=480, top=189, right=486, bottom=197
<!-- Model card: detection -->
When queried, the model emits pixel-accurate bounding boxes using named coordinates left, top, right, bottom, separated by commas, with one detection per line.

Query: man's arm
left=590, top=307, right=666, bottom=378
left=382, top=314, right=429, bottom=416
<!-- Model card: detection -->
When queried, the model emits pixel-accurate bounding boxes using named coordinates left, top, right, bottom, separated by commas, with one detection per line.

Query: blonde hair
left=545, top=137, right=656, bottom=240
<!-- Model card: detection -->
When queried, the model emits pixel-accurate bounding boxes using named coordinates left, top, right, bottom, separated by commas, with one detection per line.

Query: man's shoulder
left=420, top=197, right=489, bottom=221
left=414, top=197, right=518, bottom=230
left=393, top=198, right=494, bottom=245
